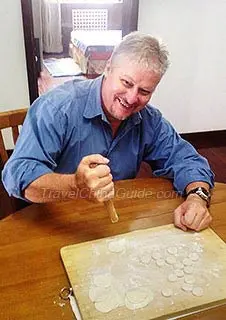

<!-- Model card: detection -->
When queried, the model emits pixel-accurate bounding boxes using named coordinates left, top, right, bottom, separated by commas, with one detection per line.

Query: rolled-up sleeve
left=2, top=96, right=66, bottom=200
left=143, top=109, right=214, bottom=193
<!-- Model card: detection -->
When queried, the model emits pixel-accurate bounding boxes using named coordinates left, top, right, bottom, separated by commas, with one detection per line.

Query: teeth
left=118, top=97, right=130, bottom=109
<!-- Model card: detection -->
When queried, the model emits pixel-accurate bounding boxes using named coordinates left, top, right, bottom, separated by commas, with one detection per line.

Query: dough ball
left=188, top=252, right=199, bottom=261
left=167, top=246, right=178, bottom=255
left=183, top=258, right=193, bottom=266
left=161, top=288, right=173, bottom=297
left=174, top=269, right=184, bottom=278
left=126, top=288, right=148, bottom=304
left=184, top=266, right=194, bottom=274
left=166, top=256, right=177, bottom=265
left=156, top=259, right=165, bottom=267
left=108, top=239, right=126, bottom=253
left=152, top=250, right=162, bottom=260
left=93, top=273, right=112, bottom=287
left=140, top=253, right=152, bottom=265
left=95, top=295, right=119, bottom=313
left=89, top=286, right=110, bottom=302
left=125, top=287, right=153, bottom=310
left=192, top=286, right=204, bottom=297
left=168, top=273, right=177, bottom=282
left=174, top=262, right=184, bottom=270
left=184, top=275, right=195, bottom=284
left=125, top=295, right=150, bottom=310
left=181, top=283, right=193, bottom=292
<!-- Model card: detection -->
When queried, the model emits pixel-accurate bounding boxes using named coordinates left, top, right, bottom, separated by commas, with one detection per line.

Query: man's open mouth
left=117, top=97, right=134, bottom=110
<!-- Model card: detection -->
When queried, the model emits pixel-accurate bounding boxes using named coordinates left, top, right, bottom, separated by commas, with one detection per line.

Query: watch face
left=198, top=187, right=209, bottom=197
left=196, top=189, right=209, bottom=201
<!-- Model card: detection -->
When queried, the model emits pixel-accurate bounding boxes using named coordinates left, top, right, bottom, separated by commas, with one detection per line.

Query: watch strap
left=186, top=187, right=211, bottom=207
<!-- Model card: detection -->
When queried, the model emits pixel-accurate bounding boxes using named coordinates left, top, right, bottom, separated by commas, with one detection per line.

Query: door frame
left=21, top=0, right=39, bottom=104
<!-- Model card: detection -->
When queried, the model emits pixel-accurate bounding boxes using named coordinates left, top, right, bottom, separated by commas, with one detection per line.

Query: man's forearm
left=24, top=173, right=78, bottom=203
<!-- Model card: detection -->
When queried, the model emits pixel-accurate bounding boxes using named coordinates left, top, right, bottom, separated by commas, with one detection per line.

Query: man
left=2, top=32, right=214, bottom=232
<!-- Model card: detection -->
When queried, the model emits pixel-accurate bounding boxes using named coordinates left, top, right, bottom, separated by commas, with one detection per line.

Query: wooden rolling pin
left=88, top=163, right=119, bottom=223
left=104, top=199, right=119, bottom=223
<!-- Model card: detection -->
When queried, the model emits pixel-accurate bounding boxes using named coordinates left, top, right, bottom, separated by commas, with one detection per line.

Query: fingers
left=174, top=199, right=212, bottom=232
left=86, top=172, right=113, bottom=202
left=174, top=206, right=187, bottom=231
left=183, top=207, right=205, bottom=231
left=85, top=171, right=112, bottom=191
left=82, top=154, right=109, bottom=166
left=91, top=164, right=111, bottom=178
left=75, top=154, right=114, bottom=202
left=195, top=213, right=212, bottom=231
left=93, top=182, right=115, bottom=202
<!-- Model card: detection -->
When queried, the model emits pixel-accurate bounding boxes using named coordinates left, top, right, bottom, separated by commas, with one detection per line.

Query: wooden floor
left=38, top=65, right=76, bottom=95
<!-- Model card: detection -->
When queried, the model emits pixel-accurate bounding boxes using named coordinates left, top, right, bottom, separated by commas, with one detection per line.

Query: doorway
left=21, top=0, right=139, bottom=103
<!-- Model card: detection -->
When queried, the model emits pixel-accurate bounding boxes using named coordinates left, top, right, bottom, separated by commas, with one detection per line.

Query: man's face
left=101, top=58, right=162, bottom=121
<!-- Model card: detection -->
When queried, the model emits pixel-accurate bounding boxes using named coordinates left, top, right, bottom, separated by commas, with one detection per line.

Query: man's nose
left=126, top=88, right=139, bottom=105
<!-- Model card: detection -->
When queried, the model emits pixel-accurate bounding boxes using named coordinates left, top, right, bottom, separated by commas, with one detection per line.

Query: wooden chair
left=0, top=108, right=29, bottom=218
left=0, top=108, right=28, bottom=165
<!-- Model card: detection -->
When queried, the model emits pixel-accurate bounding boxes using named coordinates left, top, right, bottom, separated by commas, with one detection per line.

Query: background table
left=0, top=178, right=226, bottom=320
left=70, top=30, right=122, bottom=75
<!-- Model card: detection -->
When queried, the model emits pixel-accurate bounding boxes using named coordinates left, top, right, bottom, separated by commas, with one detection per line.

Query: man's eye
left=122, top=79, right=132, bottom=87
left=139, top=89, right=151, bottom=96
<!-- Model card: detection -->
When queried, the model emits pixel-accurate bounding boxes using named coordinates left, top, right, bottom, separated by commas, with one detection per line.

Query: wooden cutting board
left=60, top=224, right=226, bottom=320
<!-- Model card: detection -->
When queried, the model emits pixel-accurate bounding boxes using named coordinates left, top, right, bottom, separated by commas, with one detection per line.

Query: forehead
left=110, top=59, right=162, bottom=89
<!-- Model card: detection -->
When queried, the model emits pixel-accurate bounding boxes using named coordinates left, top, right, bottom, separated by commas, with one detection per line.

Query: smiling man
left=2, top=32, right=214, bottom=231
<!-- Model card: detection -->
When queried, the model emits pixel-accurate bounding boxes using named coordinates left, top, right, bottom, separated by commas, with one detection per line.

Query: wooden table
left=1, top=178, right=226, bottom=320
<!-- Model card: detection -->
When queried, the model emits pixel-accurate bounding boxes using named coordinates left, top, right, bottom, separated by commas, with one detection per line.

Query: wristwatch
left=186, top=187, right=211, bottom=207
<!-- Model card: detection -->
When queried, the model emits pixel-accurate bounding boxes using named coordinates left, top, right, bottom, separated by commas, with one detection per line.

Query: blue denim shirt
left=2, top=76, right=214, bottom=200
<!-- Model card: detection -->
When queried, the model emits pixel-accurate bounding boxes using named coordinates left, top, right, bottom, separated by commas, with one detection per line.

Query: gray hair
left=110, top=31, right=169, bottom=75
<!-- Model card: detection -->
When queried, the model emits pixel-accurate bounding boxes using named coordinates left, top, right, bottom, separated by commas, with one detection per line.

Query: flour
left=82, top=226, right=226, bottom=317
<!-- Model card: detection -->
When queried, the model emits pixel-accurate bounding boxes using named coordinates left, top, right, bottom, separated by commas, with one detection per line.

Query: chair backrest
left=72, top=9, right=108, bottom=31
left=0, top=108, right=28, bottom=165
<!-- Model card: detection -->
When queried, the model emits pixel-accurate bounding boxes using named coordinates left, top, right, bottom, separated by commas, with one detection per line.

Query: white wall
left=138, top=0, right=226, bottom=133
left=0, top=0, right=30, bottom=148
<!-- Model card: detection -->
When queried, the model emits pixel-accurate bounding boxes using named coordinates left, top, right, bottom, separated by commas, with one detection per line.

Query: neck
left=102, top=105, right=122, bottom=136
left=111, top=119, right=122, bottom=137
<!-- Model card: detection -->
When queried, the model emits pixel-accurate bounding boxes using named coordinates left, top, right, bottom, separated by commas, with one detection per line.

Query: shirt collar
left=83, top=74, right=142, bottom=125
left=83, top=75, right=106, bottom=120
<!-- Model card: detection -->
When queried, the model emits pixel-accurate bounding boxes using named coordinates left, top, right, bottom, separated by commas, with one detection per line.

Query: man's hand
left=74, top=154, right=114, bottom=202
left=174, top=194, right=212, bottom=231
